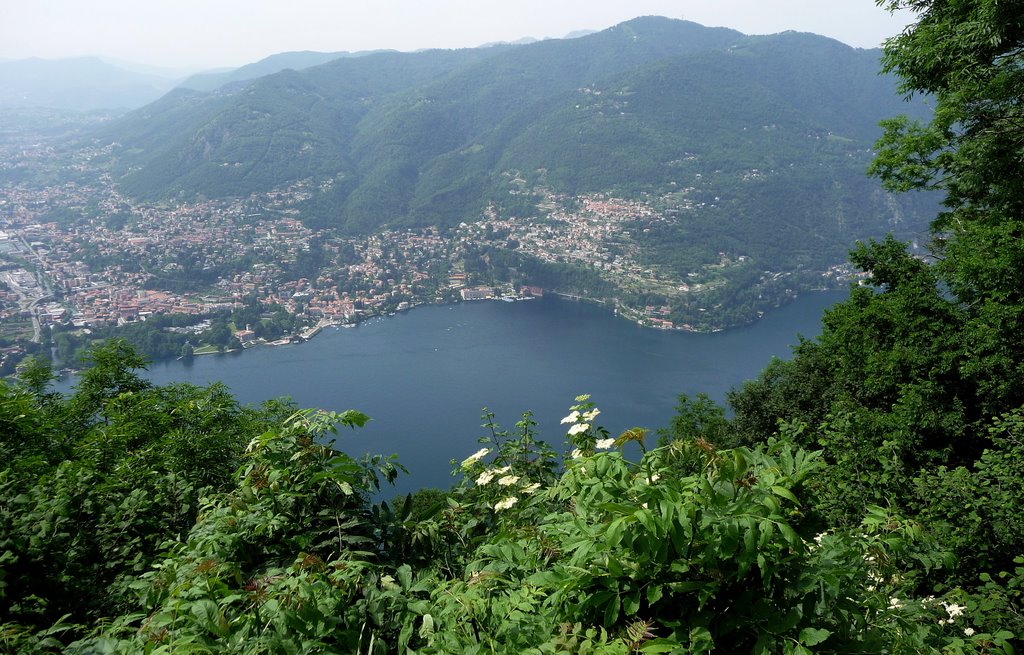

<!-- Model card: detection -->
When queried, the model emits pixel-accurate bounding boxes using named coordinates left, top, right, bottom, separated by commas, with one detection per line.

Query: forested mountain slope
left=93, top=17, right=932, bottom=241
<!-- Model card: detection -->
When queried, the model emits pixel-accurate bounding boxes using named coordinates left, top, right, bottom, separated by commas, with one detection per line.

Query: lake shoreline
left=207, top=285, right=846, bottom=359
left=54, top=289, right=846, bottom=493
left=54, top=287, right=847, bottom=380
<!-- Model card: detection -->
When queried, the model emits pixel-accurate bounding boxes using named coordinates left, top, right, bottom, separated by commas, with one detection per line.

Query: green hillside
left=95, top=17, right=931, bottom=244
left=77, top=17, right=940, bottom=328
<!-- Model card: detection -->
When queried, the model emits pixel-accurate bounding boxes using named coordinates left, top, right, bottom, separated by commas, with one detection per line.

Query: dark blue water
left=59, top=293, right=844, bottom=493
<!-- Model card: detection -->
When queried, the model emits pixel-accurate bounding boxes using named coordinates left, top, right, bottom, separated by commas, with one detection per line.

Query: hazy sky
left=1, top=0, right=915, bottom=72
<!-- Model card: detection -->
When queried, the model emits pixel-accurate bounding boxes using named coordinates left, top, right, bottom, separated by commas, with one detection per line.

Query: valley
left=0, top=150, right=862, bottom=372
left=0, top=17, right=938, bottom=372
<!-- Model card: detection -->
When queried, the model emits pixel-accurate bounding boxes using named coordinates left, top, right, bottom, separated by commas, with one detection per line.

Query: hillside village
left=0, top=140, right=857, bottom=371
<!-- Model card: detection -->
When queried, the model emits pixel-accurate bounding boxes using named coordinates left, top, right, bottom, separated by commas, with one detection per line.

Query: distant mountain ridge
left=0, top=56, right=180, bottom=111
left=177, top=50, right=393, bottom=92
left=99, top=18, right=745, bottom=208
left=89, top=16, right=935, bottom=276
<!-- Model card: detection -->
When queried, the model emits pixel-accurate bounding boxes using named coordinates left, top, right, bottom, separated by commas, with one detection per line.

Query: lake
left=59, top=292, right=845, bottom=494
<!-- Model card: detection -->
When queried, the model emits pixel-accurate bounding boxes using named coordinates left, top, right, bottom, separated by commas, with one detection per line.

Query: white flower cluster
left=456, top=444, right=547, bottom=512
left=943, top=602, right=965, bottom=618
left=937, top=601, right=966, bottom=626
left=476, top=465, right=511, bottom=486
left=567, top=423, right=589, bottom=436
left=562, top=396, right=607, bottom=443
left=805, top=531, right=827, bottom=551
left=922, top=596, right=970, bottom=629
left=864, top=553, right=884, bottom=591
left=561, top=407, right=601, bottom=426
left=460, top=447, right=491, bottom=469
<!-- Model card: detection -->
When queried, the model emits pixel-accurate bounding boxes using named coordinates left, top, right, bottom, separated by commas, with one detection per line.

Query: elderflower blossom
left=522, top=482, right=541, bottom=494
left=964, top=627, right=975, bottom=637
left=498, top=474, right=520, bottom=486
left=943, top=603, right=965, bottom=618
left=460, top=447, right=491, bottom=468
left=561, top=411, right=580, bottom=424
left=476, top=470, right=496, bottom=485
left=570, top=448, right=583, bottom=459
left=582, top=408, right=601, bottom=422
left=494, top=496, right=518, bottom=511
left=595, top=437, right=616, bottom=449
left=567, top=423, right=590, bottom=436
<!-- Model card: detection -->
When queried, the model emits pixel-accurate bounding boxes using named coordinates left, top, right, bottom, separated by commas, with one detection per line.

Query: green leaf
left=606, top=517, right=628, bottom=548
left=636, top=509, right=658, bottom=536
left=603, top=593, right=621, bottom=626
left=799, top=627, right=831, bottom=646
left=640, top=640, right=680, bottom=653
left=668, top=580, right=706, bottom=593
left=776, top=522, right=802, bottom=549
left=743, top=517, right=758, bottom=556
left=623, top=590, right=640, bottom=616
left=396, top=564, right=412, bottom=590
left=191, top=599, right=228, bottom=637
left=607, top=556, right=623, bottom=577
left=770, top=485, right=800, bottom=505
left=338, top=409, right=370, bottom=428
left=733, top=450, right=750, bottom=479
left=758, top=520, right=775, bottom=548
left=597, top=502, right=637, bottom=515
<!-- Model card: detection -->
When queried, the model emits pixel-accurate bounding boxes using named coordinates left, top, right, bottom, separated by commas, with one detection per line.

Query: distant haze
left=2, top=0, right=914, bottom=70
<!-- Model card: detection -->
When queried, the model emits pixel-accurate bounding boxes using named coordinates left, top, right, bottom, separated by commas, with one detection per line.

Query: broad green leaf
left=770, top=485, right=799, bottom=504
left=799, top=627, right=831, bottom=646
left=777, top=522, right=801, bottom=548
left=640, top=640, right=680, bottom=653
left=623, top=590, right=640, bottom=616
left=338, top=409, right=370, bottom=428
left=603, top=593, right=621, bottom=626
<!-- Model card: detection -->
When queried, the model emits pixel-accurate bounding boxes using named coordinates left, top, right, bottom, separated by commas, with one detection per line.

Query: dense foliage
left=2, top=372, right=1018, bottom=653
left=727, top=0, right=1024, bottom=642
